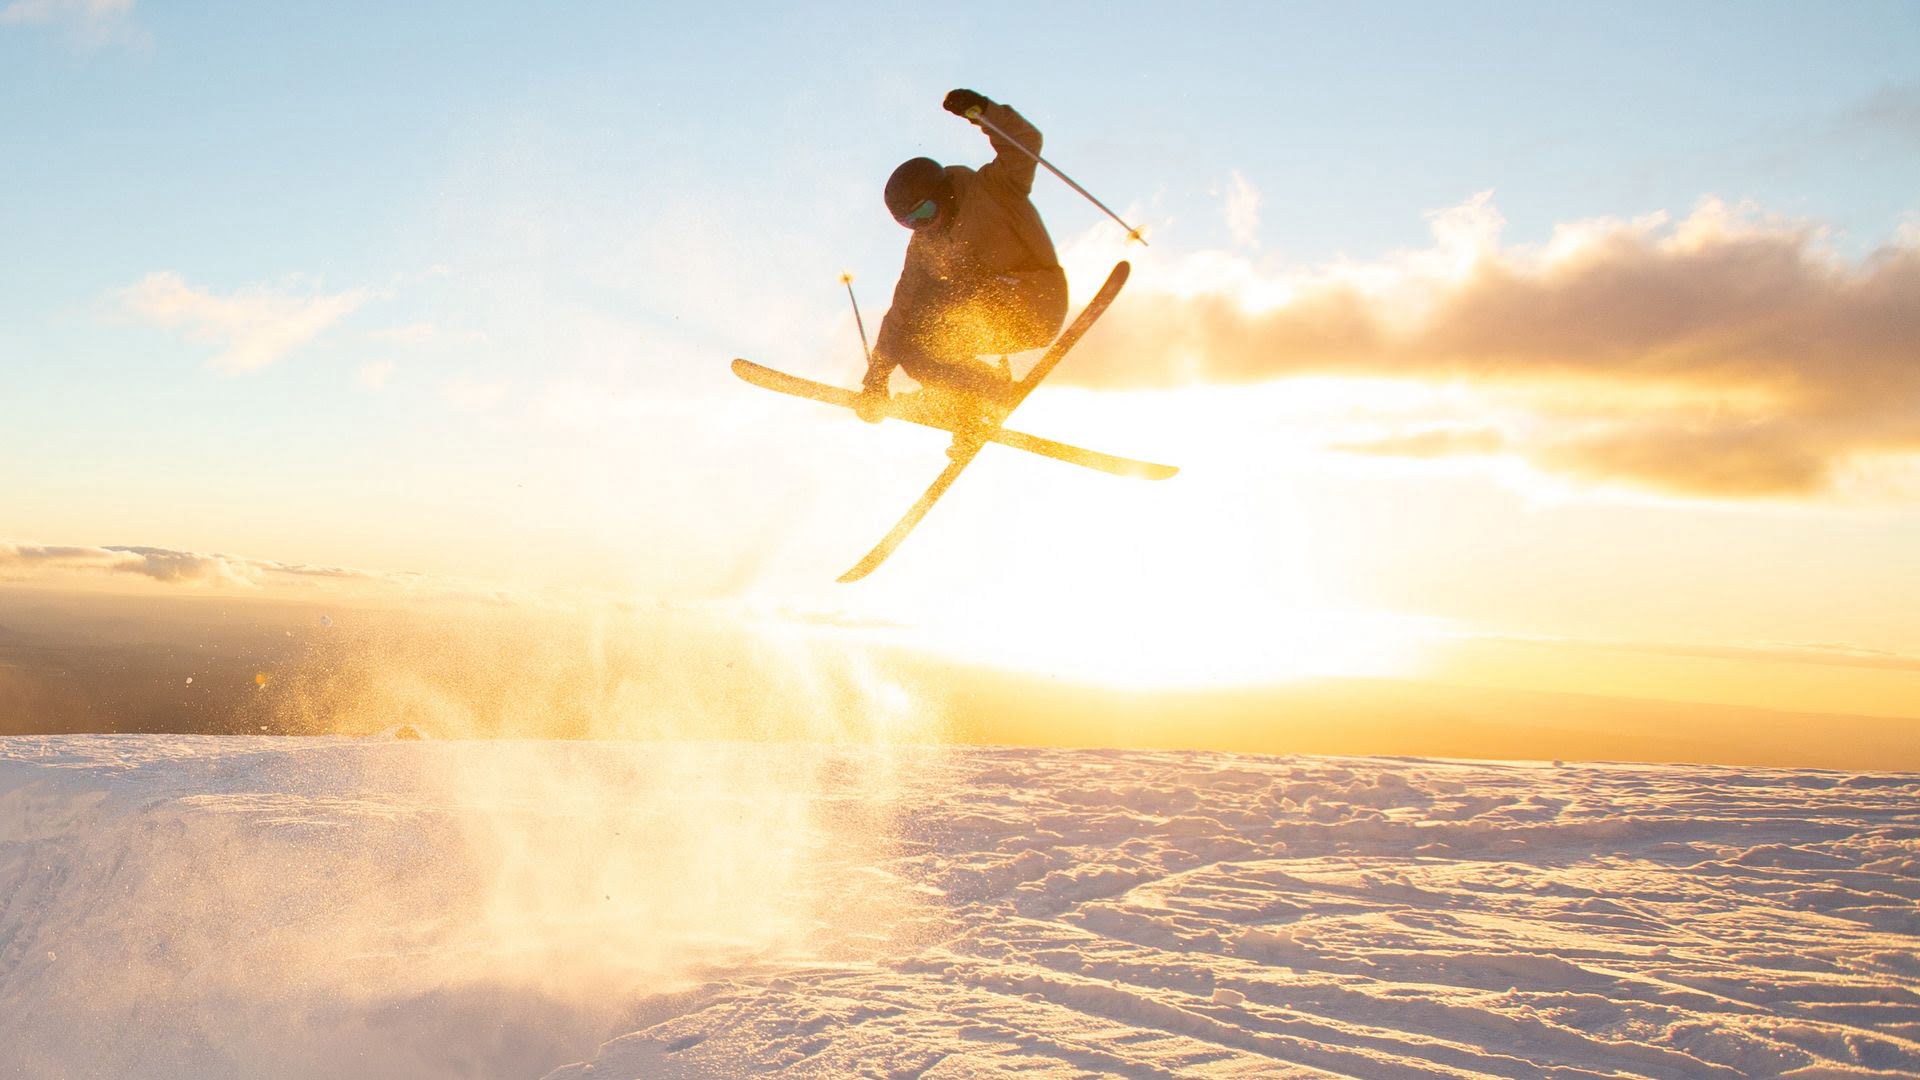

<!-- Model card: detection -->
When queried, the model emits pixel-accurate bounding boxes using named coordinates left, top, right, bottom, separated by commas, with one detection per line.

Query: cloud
left=1534, top=421, right=1834, bottom=497
left=0, top=541, right=402, bottom=589
left=1480, top=630, right=1920, bottom=675
left=1, top=542, right=259, bottom=586
left=1841, top=82, right=1920, bottom=150
left=102, top=546, right=262, bottom=585
left=1063, top=195, right=1920, bottom=499
left=1, top=0, right=137, bottom=48
left=120, top=272, right=369, bottom=374
left=1332, top=426, right=1508, bottom=459
left=1223, top=171, right=1260, bottom=249
left=0, top=544, right=125, bottom=572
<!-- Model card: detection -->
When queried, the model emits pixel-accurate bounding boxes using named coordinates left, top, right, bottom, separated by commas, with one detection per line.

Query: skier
left=855, top=89, right=1069, bottom=437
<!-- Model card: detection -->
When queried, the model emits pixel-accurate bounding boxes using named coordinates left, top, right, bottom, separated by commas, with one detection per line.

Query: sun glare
left=915, top=595, right=1431, bottom=690
left=800, top=384, right=1438, bottom=689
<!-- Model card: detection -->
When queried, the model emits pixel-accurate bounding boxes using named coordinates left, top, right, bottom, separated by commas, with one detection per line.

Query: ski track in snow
left=1, top=737, right=1916, bottom=1078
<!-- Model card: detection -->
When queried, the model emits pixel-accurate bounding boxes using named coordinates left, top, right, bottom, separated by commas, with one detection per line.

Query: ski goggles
left=897, top=198, right=939, bottom=228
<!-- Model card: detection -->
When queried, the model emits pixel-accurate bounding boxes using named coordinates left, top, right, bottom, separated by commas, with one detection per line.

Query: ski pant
left=868, top=268, right=1069, bottom=405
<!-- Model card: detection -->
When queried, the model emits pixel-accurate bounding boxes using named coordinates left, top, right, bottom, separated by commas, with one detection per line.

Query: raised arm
left=943, top=89, right=1041, bottom=195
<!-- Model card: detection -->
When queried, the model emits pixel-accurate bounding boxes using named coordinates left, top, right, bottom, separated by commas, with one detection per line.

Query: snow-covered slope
left=2, top=737, right=1915, bottom=1078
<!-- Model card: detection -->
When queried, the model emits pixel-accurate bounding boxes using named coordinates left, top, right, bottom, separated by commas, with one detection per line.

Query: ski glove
left=854, top=387, right=887, bottom=424
left=942, top=89, right=992, bottom=118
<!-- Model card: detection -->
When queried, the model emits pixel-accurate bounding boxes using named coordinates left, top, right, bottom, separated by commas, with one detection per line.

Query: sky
left=3, top=2, right=1919, bottom=735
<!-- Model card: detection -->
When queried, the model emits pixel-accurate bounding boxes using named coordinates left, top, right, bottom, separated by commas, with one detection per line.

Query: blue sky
left=7, top=2, right=1915, bottom=289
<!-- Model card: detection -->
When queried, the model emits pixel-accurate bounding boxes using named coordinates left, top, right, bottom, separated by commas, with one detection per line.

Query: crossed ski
left=733, top=262, right=1165, bottom=580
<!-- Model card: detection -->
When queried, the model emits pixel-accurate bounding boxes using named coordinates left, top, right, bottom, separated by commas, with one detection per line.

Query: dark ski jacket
left=871, top=103, right=1068, bottom=384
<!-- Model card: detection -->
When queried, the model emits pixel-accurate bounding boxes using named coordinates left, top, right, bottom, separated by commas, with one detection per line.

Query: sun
left=833, top=386, right=1435, bottom=690
left=891, top=517, right=1431, bottom=690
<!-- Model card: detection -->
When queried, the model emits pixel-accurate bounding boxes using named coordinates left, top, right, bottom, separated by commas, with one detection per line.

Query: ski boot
left=945, top=370, right=1015, bottom=462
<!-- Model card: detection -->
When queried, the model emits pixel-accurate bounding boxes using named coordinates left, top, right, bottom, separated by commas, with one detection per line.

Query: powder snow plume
left=0, top=598, right=935, bottom=1077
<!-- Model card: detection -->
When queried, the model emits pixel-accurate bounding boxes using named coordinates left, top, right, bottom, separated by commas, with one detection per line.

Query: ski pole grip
left=964, top=105, right=984, bottom=121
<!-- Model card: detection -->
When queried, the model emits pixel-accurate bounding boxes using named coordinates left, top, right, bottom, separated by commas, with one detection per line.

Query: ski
left=837, top=260, right=1132, bottom=582
left=731, top=359, right=1176, bottom=481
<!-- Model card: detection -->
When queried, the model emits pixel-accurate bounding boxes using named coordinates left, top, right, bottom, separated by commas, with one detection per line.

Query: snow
left=1, top=737, right=1916, bottom=1078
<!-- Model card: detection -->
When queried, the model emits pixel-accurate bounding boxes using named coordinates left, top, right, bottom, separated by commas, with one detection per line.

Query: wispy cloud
left=1332, top=426, right=1508, bottom=460
left=1, top=0, right=139, bottom=49
left=1840, top=81, right=1920, bottom=151
left=1065, top=194, right=1920, bottom=499
left=1477, top=629, right=1920, bottom=675
left=2, top=542, right=262, bottom=586
left=119, top=272, right=369, bottom=374
left=1223, top=170, right=1260, bottom=249
left=0, top=540, right=411, bottom=589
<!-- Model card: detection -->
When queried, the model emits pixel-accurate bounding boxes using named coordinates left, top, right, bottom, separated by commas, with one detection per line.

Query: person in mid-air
left=856, top=89, right=1068, bottom=435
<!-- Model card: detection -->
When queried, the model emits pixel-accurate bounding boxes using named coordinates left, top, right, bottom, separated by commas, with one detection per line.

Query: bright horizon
left=4, top=2, right=1919, bottom=756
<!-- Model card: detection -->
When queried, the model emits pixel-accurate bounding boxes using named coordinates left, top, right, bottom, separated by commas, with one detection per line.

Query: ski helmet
left=885, top=157, right=951, bottom=226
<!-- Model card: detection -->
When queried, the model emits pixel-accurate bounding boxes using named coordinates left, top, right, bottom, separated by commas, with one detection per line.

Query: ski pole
left=840, top=272, right=872, bottom=362
left=965, top=105, right=1147, bottom=246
